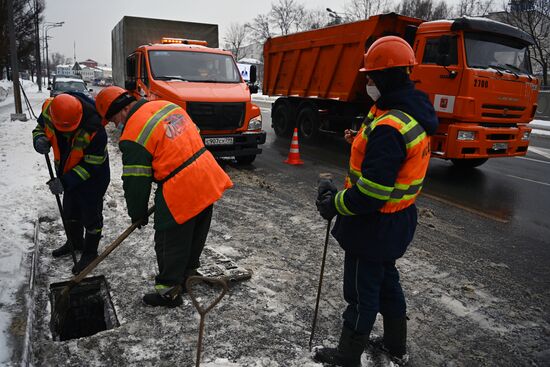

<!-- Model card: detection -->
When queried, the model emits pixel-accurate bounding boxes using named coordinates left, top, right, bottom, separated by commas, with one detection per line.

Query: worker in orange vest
left=32, top=93, right=110, bottom=274
left=314, top=36, right=439, bottom=366
left=95, top=86, right=233, bottom=307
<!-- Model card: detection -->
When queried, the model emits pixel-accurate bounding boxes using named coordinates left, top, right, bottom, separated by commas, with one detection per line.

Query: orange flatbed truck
left=112, top=16, right=265, bottom=164
left=263, top=13, right=540, bottom=168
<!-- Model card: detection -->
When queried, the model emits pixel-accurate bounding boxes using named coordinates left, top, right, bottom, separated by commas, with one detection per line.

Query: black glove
left=317, top=178, right=337, bottom=201
left=47, top=178, right=64, bottom=195
left=316, top=191, right=337, bottom=221
left=34, top=136, right=51, bottom=154
left=133, top=215, right=148, bottom=229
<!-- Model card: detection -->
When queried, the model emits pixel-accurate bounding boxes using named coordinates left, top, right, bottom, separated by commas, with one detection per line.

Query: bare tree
left=397, top=0, right=451, bottom=20
left=500, top=0, right=550, bottom=85
left=455, top=0, right=496, bottom=16
left=245, top=14, right=273, bottom=46
left=298, top=8, right=332, bottom=31
left=224, top=22, right=248, bottom=60
left=270, top=0, right=305, bottom=35
left=344, top=0, right=393, bottom=21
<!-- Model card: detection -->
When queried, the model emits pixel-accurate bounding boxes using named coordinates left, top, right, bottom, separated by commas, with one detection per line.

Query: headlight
left=248, top=115, right=262, bottom=130
left=457, top=131, right=475, bottom=140
left=522, top=131, right=530, bottom=140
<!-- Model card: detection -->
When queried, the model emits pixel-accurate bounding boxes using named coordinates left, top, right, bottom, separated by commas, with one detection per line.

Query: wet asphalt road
left=252, top=100, right=550, bottom=281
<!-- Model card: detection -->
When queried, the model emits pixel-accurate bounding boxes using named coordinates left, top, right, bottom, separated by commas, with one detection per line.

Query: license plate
left=204, top=137, right=234, bottom=146
left=492, top=143, right=508, bottom=150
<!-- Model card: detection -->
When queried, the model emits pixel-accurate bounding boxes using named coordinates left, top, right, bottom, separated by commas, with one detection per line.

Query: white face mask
left=366, top=85, right=381, bottom=101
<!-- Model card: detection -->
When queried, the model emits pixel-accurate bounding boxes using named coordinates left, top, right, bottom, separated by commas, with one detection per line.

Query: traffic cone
left=284, top=128, right=304, bottom=165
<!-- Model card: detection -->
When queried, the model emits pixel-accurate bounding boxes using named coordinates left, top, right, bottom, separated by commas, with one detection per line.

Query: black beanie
left=105, top=93, right=136, bottom=119
left=367, top=67, right=411, bottom=96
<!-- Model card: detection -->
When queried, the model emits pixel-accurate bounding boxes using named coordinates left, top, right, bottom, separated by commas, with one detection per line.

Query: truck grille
left=186, top=102, right=245, bottom=130
left=481, top=104, right=525, bottom=119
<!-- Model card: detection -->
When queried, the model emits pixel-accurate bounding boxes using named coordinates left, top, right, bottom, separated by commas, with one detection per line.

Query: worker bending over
left=95, top=86, right=232, bottom=307
left=33, top=93, right=110, bottom=274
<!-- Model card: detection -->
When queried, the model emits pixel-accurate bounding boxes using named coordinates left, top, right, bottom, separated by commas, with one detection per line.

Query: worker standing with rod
left=32, top=93, right=110, bottom=275
left=313, top=36, right=438, bottom=366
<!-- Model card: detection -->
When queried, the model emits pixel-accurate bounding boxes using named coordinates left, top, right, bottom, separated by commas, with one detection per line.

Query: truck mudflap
left=202, top=131, right=267, bottom=158
left=433, top=124, right=531, bottom=159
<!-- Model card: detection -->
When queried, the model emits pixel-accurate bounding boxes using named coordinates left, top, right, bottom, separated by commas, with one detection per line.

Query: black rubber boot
left=313, top=325, right=369, bottom=367
left=52, top=221, right=83, bottom=258
left=142, top=285, right=183, bottom=308
left=382, top=317, right=408, bottom=364
left=71, top=232, right=100, bottom=275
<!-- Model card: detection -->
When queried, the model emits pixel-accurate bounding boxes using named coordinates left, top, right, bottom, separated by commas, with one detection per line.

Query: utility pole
left=34, top=0, right=42, bottom=92
left=8, top=0, right=27, bottom=121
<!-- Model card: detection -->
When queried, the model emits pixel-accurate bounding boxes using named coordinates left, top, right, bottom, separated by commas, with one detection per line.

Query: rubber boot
left=382, top=317, right=409, bottom=365
left=313, top=325, right=369, bottom=367
left=142, top=285, right=183, bottom=308
left=52, top=221, right=83, bottom=258
left=71, top=232, right=100, bottom=275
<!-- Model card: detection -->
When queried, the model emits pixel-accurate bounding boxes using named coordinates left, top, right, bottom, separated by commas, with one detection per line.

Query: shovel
left=44, top=153, right=77, bottom=266
left=51, top=206, right=155, bottom=332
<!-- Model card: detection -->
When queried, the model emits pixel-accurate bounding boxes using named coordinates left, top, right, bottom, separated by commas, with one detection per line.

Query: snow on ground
left=0, top=82, right=52, bottom=364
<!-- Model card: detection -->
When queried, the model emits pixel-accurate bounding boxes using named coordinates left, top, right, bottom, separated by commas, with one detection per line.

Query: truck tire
left=297, top=106, right=320, bottom=142
left=451, top=158, right=488, bottom=169
left=236, top=155, right=256, bottom=165
left=272, top=103, right=294, bottom=137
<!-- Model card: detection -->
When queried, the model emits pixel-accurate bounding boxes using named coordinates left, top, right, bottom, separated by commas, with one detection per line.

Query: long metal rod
left=44, top=154, right=77, bottom=266
left=309, top=218, right=332, bottom=351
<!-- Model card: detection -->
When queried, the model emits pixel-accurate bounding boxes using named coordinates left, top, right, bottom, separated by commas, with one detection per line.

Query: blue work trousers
left=342, top=253, right=406, bottom=334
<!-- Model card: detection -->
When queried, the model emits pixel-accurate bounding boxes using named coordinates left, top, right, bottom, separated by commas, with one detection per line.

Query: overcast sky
left=43, top=0, right=460, bottom=66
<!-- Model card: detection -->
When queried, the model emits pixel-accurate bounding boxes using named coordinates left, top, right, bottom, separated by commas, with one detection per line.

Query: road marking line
left=516, top=156, right=550, bottom=165
left=528, top=146, right=550, bottom=159
left=506, top=174, right=550, bottom=187
left=421, top=192, right=509, bottom=223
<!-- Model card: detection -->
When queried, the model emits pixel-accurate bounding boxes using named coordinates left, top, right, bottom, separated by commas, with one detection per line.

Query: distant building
left=80, top=59, right=99, bottom=68
left=56, top=64, right=73, bottom=76
left=97, top=66, right=112, bottom=79
left=80, top=66, right=96, bottom=82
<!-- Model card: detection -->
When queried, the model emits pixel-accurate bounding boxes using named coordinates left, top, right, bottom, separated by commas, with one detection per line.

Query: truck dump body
left=263, top=14, right=422, bottom=102
left=112, top=16, right=218, bottom=87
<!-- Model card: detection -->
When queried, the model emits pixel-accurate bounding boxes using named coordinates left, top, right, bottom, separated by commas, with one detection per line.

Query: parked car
left=48, top=77, right=94, bottom=100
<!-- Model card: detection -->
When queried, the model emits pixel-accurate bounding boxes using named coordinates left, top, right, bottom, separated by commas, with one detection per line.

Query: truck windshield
left=464, top=32, right=531, bottom=74
left=148, top=50, right=241, bottom=83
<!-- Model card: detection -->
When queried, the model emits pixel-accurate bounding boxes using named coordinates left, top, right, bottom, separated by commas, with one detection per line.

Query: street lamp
left=326, top=8, right=351, bottom=24
left=43, top=21, right=64, bottom=85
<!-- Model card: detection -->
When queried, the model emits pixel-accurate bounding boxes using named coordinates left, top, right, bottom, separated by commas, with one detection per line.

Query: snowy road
left=0, top=85, right=547, bottom=366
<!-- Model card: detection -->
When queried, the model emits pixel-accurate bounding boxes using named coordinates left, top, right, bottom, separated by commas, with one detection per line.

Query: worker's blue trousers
left=342, top=253, right=406, bottom=334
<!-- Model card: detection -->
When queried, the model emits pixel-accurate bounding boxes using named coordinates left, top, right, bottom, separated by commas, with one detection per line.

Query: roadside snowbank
left=0, top=83, right=49, bottom=364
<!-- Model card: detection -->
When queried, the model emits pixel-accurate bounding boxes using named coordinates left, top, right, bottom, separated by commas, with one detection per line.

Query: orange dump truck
left=263, top=13, right=540, bottom=168
left=113, top=16, right=265, bottom=164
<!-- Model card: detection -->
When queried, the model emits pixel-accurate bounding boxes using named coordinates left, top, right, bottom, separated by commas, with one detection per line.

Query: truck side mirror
left=437, top=35, right=451, bottom=67
left=249, top=65, right=257, bottom=85
left=125, top=80, right=136, bottom=91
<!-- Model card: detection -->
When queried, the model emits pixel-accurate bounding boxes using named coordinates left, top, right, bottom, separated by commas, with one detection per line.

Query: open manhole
left=49, top=275, right=119, bottom=341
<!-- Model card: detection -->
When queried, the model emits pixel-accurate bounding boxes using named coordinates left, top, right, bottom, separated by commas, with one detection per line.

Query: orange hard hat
left=50, top=94, right=83, bottom=132
left=360, top=36, right=417, bottom=72
left=41, top=97, right=54, bottom=113
left=95, top=86, right=130, bottom=119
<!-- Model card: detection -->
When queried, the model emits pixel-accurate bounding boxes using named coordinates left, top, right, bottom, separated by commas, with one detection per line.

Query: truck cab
left=411, top=17, right=539, bottom=167
left=124, top=38, right=266, bottom=164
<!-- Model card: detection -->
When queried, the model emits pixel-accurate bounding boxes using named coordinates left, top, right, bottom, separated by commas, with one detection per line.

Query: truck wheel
left=451, top=158, right=488, bottom=169
left=236, top=155, right=256, bottom=165
left=272, top=104, right=294, bottom=137
left=297, top=107, right=320, bottom=142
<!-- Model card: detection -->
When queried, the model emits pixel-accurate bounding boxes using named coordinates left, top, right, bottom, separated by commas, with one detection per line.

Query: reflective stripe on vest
left=135, top=103, right=179, bottom=147
left=122, top=165, right=153, bottom=177
left=339, top=108, right=429, bottom=215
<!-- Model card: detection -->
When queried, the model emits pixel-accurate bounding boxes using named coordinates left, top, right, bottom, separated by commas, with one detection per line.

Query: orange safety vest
left=338, top=106, right=430, bottom=214
left=120, top=100, right=233, bottom=224
left=42, top=101, right=96, bottom=176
